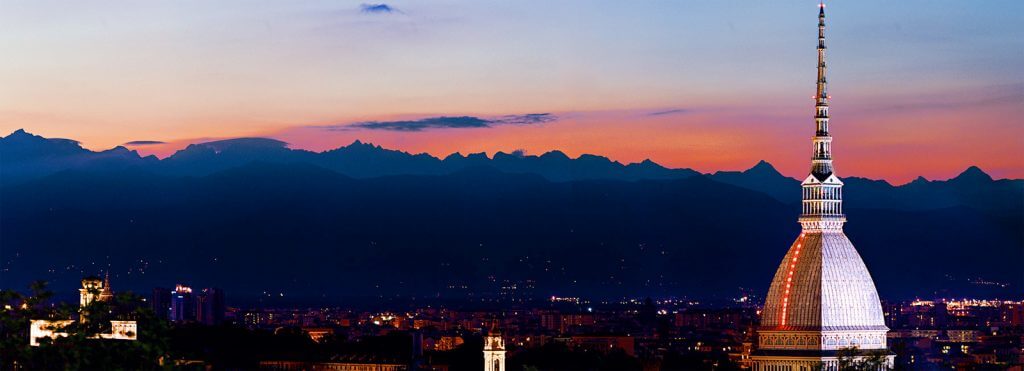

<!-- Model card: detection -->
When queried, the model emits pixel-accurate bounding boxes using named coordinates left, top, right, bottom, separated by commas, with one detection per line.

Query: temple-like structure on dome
left=750, top=3, right=894, bottom=370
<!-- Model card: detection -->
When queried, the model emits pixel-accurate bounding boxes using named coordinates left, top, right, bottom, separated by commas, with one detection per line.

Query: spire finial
left=819, top=1, right=826, bottom=27
left=813, top=0, right=830, bottom=160
left=799, top=0, right=844, bottom=231
left=489, top=318, right=501, bottom=334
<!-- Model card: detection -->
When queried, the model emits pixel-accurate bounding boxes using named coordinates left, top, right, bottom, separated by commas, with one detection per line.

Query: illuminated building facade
left=483, top=322, right=506, bottom=371
left=78, top=273, right=113, bottom=307
left=750, top=3, right=894, bottom=370
left=196, top=287, right=226, bottom=325
left=170, top=284, right=195, bottom=323
left=28, top=319, right=74, bottom=347
left=31, top=276, right=137, bottom=346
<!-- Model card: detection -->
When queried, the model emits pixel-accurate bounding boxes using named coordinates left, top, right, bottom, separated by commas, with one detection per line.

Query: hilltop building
left=78, top=273, right=113, bottom=307
left=750, top=3, right=894, bottom=370
left=30, top=275, right=138, bottom=346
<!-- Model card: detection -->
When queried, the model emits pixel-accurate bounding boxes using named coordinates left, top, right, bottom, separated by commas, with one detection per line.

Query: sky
left=1, top=1, right=1021, bottom=183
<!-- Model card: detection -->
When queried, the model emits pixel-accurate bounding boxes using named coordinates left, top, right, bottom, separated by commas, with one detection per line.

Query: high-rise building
left=750, top=3, right=894, bottom=370
left=483, top=322, right=506, bottom=371
left=170, top=284, right=195, bottom=323
left=196, top=288, right=226, bottom=326
left=151, top=287, right=171, bottom=320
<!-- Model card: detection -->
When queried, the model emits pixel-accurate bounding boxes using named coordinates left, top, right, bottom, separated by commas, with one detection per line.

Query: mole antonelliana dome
left=751, top=3, right=893, bottom=370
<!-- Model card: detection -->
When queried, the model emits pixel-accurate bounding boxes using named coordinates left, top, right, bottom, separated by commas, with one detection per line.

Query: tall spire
left=800, top=0, right=844, bottom=231
left=753, top=4, right=893, bottom=368
left=812, top=1, right=832, bottom=180
left=99, top=271, right=114, bottom=301
left=489, top=319, right=502, bottom=335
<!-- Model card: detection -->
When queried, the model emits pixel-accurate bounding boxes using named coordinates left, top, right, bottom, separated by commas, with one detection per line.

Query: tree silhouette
left=808, top=347, right=890, bottom=371
left=0, top=280, right=171, bottom=370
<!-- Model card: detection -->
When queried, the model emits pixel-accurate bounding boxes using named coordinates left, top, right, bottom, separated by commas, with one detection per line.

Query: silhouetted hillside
left=1, top=130, right=1020, bottom=302
left=0, top=129, right=157, bottom=183
left=708, top=160, right=800, bottom=202
left=0, top=130, right=699, bottom=184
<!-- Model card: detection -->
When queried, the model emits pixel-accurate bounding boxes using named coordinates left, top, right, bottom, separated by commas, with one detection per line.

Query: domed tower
left=483, top=320, right=505, bottom=371
left=751, top=3, right=893, bottom=370
left=79, top=276, right=104, bottom=307
left=80, top=272, right=115, bottom=307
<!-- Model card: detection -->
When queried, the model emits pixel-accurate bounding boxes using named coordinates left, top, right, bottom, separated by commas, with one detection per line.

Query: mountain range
left=0, top=129, right=698, bottom=184
left=1, top=129, right=1021, bottom=303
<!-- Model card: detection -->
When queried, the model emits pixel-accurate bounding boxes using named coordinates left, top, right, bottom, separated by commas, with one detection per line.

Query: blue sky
left=1, top=1, right=1021, bottom=181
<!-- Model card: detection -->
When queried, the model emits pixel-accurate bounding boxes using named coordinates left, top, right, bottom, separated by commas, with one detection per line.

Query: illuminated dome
left=751, top=3, right=893, bottom=369
left=760, top=231, right=887, bottom=335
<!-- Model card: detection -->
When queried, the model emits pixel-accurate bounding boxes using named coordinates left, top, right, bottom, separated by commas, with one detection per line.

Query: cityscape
left=13, top=275, right=1024, bottom=370
left=1, top=1, right=1022, bottom=370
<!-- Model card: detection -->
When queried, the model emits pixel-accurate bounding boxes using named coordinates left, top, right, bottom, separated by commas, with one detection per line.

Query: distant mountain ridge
left=3, top=129, right=1020, bottom=213
left=1, top=129, right=1021, bottom=301
left=0, top=129, right=158, bottom=182
left=1, top=130, right=698, bottom=184
left=707, top=160, right=800, bottom=202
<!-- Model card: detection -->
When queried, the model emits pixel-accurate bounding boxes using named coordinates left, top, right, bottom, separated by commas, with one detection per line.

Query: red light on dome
left=780, top=235, right=806, bottom=326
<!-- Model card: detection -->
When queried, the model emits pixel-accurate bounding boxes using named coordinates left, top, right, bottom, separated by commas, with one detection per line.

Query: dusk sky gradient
left=1, top=1, right=1021, bottom=183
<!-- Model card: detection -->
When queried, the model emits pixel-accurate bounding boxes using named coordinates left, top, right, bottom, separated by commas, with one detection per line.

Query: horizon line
left=2, top=128, right=1013, bottom=186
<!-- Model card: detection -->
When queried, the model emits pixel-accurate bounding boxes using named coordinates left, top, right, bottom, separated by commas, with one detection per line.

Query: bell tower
left=483, top=321, right=505, bottom=371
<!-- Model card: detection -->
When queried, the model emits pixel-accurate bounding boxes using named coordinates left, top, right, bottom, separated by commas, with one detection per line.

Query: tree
left=808, top=347, right=890, bottom=371
left=0, top=281, right=171, bottom=370
left=0, top=280, right=59, bottom=370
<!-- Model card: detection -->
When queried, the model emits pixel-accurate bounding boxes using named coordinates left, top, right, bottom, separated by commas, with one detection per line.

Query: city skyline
left=3, top=2, right=1023, bottom=368
left=1, top=1, right=1022, bottom=183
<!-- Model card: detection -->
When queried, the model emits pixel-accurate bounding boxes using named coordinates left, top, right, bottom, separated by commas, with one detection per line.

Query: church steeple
left=483, top=319, right=506, bottom=371
left=800, top=1, right=844, bottom=232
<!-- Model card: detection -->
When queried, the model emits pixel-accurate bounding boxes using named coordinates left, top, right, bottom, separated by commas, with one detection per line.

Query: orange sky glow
left=2, top=2, right=1021, bottom=184
left=102, top=86, right=1023, bottom=185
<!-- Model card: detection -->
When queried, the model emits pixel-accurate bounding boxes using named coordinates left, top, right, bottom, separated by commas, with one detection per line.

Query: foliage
left=0, top=281, right=170, bottom=370
left=809, top=347, right=891, bottom=371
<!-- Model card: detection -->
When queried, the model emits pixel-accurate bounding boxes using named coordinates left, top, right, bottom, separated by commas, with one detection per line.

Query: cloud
left=323, top=113, right=557, bottom=132
left=360, top=3, right=398, bottom=14
left=647, top=108, right=690, bottom=116
left=351, top=116, right=488, bottom=131
left=123, top=140, right=166, bottom=146
left=491, top=113, right=557, bottom=125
